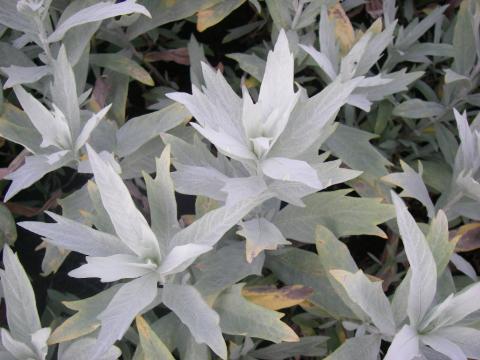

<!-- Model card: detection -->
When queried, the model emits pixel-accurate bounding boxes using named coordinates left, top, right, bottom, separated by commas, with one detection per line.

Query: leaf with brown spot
left=453, top=223, right=480, bottom=252
left=242, top=285, right=313, bottom=310
left=135, top=315, right=175, bottom=360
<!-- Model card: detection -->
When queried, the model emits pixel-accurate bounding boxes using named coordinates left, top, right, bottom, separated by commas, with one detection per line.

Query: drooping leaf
left=213, top=284, right=299, bottom=343
left=49, top=0, right=151, bottom=42
left=274, top=189, right=395, bottom=242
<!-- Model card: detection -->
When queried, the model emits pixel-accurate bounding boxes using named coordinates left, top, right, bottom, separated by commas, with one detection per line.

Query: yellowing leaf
left=242, top=285, right=313, bottom=310
left=195, top=195, right=219, bottom=217
left=197, top=0, right=246, bottom=32
left=136, top=316, right=175, bottom=360
left=244, top=76, right=259, bottom=89
left=453, top=223, right=480, bottom=252
left=369, top=18, right=383, bottom=34
left=214, top=284, right=299, bottom=343
left=328, top=4, right=355, bottom=55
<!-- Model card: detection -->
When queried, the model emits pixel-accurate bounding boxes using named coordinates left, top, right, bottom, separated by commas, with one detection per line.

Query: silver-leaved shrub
left=0, top=0, right=479, bottom=359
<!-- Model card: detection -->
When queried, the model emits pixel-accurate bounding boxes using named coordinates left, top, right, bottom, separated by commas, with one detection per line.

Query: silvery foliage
left=2, top=45, right=112, bottom=201
left=298, top=0, right=453, bottom=185
left=301, top=5, right=424, bottom=112
left=390, top=0, right=480, bottom=148
left=440, top=110, right=480, bottom=219
left=0, top=0, right=479, bottom=359
left=328, top=192, right=480, bottom=360
left=0, top=0, right=188, bottom=200
left=19, top=144, right=271, bottom=359
left=0, top=245, right=121, bottom=360
left=165, top=29, right=362, bottom=261
left=384, top=109, right=480, bottom=223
